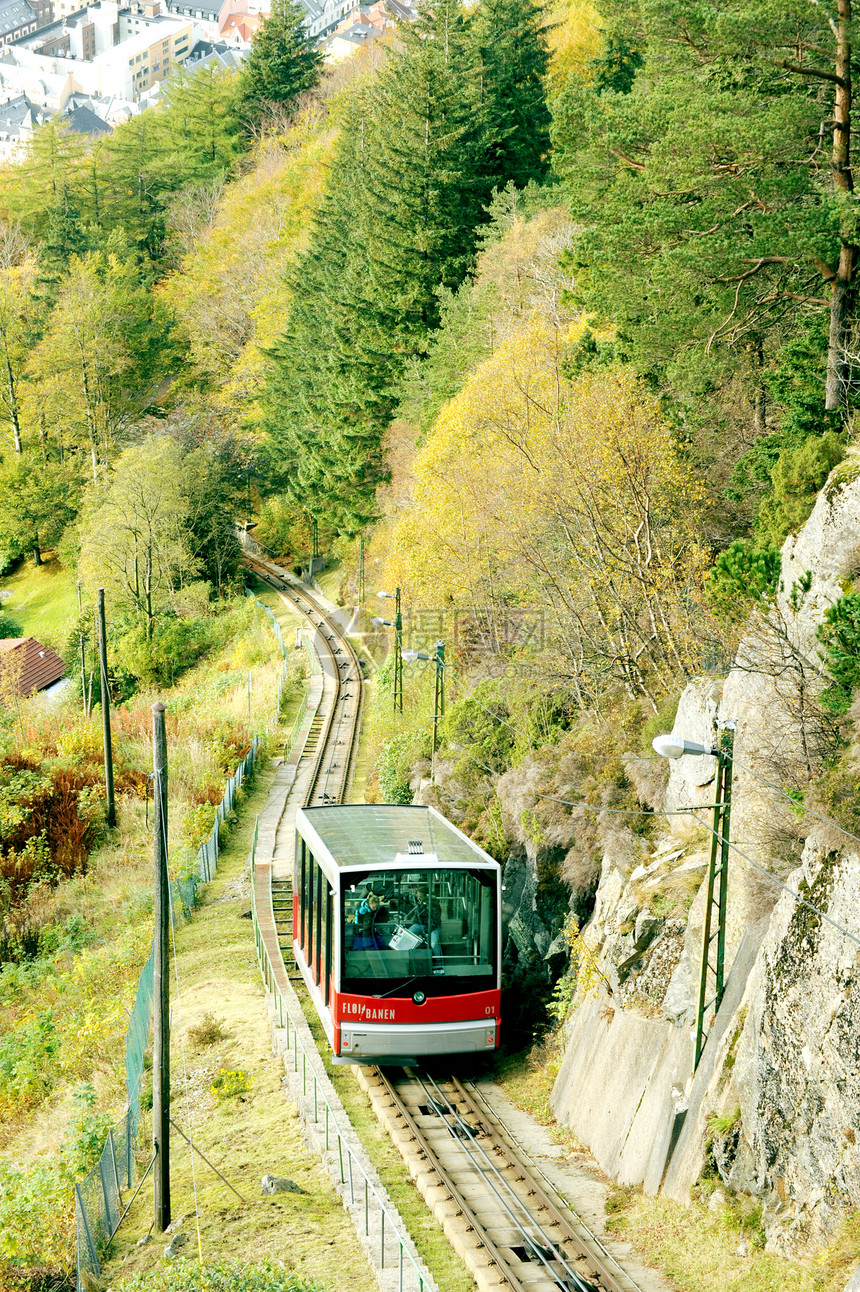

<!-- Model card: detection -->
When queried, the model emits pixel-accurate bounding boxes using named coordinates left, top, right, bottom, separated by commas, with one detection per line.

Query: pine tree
left=261, top=0, right=549, bottom=532
left=239, top=0, right=322, bottom=129
left=362, top=0, right=485, bottom=337
left=0, top=121, right=89, bottom=240
left=157, top=64, right=244, bottom=184
left=551, top=0, right=860, bottom=419
left=37, top=186, right=92, bottom=299
left=261, top=3, right=487, bottom=528
left=471, top=0, right=551, bottom=192
left=261, top=94, right=391, bottom=531
left=97, top=112, right=173, bottom=260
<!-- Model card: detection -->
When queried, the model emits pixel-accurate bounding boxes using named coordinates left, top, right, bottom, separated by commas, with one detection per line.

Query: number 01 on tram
left=293, top=804, right=501, bottom=1063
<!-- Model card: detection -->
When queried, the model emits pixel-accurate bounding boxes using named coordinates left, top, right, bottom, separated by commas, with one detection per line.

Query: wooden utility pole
left=393, top=588, right=403, bottom=716
left=152, top=701, right=171, bottom=1232
left=96, top=589, right=116, bottom=828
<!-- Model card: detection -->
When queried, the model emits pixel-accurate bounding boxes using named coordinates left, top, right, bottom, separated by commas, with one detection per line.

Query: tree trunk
left=826, top=243, right=854, bottom=408
left=751, top=337, right=766, bottom=435
left=4, top=355, right=21, bottom=454
left=825, top=0, right=855, bottom=411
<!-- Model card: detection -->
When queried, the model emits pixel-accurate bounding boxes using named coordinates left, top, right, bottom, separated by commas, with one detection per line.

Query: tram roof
left=296, top=804, right=497, bottom=871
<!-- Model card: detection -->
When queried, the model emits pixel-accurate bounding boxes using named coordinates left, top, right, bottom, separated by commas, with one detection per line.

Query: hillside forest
left=3, top=0, right=860, bottom=1283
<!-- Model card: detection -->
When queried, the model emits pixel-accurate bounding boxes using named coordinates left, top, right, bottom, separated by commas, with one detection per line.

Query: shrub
left=181, top=802, right=218, bottom=850
left=55, top=722, right=104, bottom=766
left=208, top=723, right=252, bottom=775
left=0, top=1161, right=74, bottom=1268
left=60, top=1083, right=112, bottom=1179
left=0, top=1010, right=61, bottom=1109
left=0, top=611, right=23, bottom=639
left=706, top=541, right=781, bottom=619
left=114, top=616, right=216, bottom=688
left=819, top=590, right=860, bottom=712
left=188, top=1012, right=228, bottom=1048
left=377, top=736, right=419, bottom=804
left=755, top=431, right=845, bottom=547
left=210, top=1068, right=249, bottom=1101
left=0, top=758, right=106, bottom=897
left=0, top=916, right=42, bottom=965
left=442, top=682, right=516, bottom=775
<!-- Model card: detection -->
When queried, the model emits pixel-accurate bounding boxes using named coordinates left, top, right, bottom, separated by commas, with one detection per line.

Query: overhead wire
left=731, top=755, right=860, bottom=852
left=418, top=651, right=860, bottom=944
left=696, top=815, right=860, bottom=952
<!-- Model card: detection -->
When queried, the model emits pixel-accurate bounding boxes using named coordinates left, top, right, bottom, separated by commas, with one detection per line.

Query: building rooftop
left=185, top=37, right=243, bottom=65
left=0, top=637, right=65, bottom=697
left=65, top=100, right=110, bottom=132
left=0, top=0, right=35, bottom=36
left=297, top=804, right=497, bottom=871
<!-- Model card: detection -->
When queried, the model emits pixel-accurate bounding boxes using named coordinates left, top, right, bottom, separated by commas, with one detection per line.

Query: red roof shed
left=0, top=637, right=66, bottom=698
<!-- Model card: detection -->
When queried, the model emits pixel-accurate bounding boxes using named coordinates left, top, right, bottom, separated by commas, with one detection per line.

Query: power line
left=731, top=755, right=860, bottom=853
left=427, top=654, right=860, bottom=939
left=696, top=815, right=860, bottom=952
left=534, top=790, right=720, bottom=818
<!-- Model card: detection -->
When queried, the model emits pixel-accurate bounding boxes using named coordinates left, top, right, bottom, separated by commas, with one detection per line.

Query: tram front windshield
left=342, top=868, right=496, bottom=990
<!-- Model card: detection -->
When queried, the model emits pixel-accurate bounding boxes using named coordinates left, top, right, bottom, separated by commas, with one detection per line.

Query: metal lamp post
left=402, top=641, right=445, bottom=760
left=653, top=725, right=735, bottom=1070
left=376, top=589, right=402, bottom=714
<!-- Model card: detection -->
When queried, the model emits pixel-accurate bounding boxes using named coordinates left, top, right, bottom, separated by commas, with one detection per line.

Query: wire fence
left=249, top=836, right=434, bottom=1292
left=75, top=596, right=290, bottom=1291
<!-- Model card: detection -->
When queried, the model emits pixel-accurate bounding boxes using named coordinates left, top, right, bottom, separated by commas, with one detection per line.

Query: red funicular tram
left=293, top=804, right=501, bottom=1063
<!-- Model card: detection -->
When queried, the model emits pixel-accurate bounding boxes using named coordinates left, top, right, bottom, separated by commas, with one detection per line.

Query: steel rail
left=457, top=1080, right=645, bottom=1292
left=245, top=554, right=642, bottom=1292
left=376, top=1068, right=536, bottom=1292
left=242, top=554, right=363, bottom=807
left=416, top=1070, right=600, bottom=1292
left=377, top=1068, right=607, bottom=1292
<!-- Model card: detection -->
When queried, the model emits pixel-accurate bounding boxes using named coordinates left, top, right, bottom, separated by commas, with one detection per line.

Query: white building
left=8, top=0, right=195, bottom=105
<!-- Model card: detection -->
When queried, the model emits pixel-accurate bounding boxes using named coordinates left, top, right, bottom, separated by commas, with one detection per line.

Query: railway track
left=362, top=1067, right=647, bottom=1292
left=243, top=551, right=363, bottom=807
left=245, top=552, right=648, bottom=1292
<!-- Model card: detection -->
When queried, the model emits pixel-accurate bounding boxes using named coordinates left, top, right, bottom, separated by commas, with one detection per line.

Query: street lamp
left=377, top=589, right=402, bottom=714
left=402, top=640, right=445, bottom=760
left=653, top=724, right=735, bottom=1071
left=652, top=735, right=717, bottom=759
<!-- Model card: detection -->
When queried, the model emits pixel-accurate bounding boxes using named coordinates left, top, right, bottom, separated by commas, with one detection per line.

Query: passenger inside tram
left=343, top=868, right=495, bottom=983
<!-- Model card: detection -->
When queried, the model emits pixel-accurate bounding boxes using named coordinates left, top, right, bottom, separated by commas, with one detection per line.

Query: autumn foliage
left=385, top=217, right=712, bottom=713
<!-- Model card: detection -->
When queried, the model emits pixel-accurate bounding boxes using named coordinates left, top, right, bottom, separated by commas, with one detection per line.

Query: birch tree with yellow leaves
left=390, top=313, right=711, bottom=713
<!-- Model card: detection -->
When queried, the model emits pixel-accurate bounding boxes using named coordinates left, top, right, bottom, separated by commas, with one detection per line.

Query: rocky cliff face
left=549, top=463, right=860, bottom=1255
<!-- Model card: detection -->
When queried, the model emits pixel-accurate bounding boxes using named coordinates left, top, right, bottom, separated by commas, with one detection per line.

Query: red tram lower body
left=334, top=986, right=500, bottom=1061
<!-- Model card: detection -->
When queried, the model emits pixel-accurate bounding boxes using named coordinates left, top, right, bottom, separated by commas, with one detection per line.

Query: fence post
left=76, top=1184, right=100, bottom=1279
left=108, top=1127, right=122, bottom=1225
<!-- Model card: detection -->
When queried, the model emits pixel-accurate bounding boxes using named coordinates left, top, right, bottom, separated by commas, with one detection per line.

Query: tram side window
left=305, top=845, right=316, bottom=967
left=314, top=865, right=323, bottom=983
left=298, top=840, right=307, bottom=954
left=324, top=887, right=333, bottom=1005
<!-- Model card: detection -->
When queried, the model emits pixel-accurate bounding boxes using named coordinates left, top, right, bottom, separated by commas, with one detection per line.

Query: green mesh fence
left=125, top=948, right=154, bottom=1123
left=76, top=735, right=263, bottom=1290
